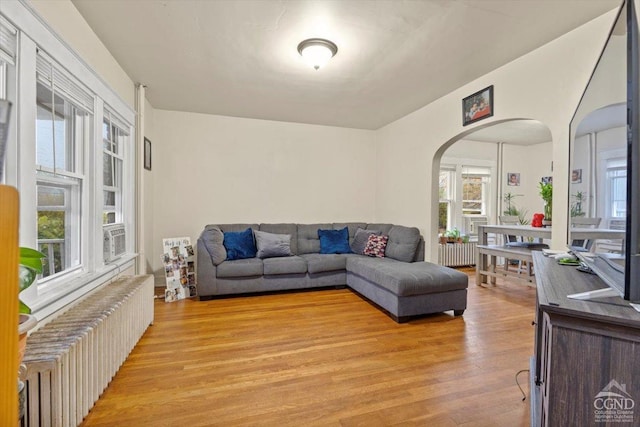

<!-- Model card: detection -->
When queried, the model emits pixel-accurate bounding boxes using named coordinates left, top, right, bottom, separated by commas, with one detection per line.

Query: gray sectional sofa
left=196, top=222, right=468, bottom=322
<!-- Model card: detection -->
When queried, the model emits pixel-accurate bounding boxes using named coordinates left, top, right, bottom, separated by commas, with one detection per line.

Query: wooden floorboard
left=80, top=269, right=535, bottom=426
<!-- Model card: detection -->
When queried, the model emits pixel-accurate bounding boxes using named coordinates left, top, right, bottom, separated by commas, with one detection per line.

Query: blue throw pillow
left=223, top=228, right=257, bottom=260
left=318, top=227, right=353, bottom=254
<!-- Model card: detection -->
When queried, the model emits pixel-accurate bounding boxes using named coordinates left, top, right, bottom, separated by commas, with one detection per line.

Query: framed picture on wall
left=144, top=137, right=152, bottom=171
left=507, top=172, right=520, bottom=186
left=462, top=85, right=494, bottom=126
left=571, top=169, right=582, bottom=183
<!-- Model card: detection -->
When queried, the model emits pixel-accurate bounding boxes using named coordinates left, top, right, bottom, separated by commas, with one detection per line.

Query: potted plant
left=18, top=247, right=45, bottom=362
left=571, top=191, right=586, bottom=217
left=538, top=182, right=553, bottom=225
left=444, top=227, right=462, bottom=244
left=503, top=192, right=529, bottom=225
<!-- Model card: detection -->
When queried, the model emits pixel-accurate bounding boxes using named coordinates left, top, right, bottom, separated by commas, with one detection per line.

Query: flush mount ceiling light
left=297, top=38, right=338, bottom=70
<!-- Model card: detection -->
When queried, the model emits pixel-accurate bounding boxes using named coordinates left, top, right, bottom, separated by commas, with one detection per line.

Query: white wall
left=151, top=110, right=376, bottom=280
left=442, top=139, right=497, bottom=161
left=375, top=10, right=618, bottom=261
left=502, top=142, right=553, bottom=222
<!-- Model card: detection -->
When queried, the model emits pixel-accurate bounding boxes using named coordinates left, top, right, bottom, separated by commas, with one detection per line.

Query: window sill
left=31, top=253, right=138, bottom=323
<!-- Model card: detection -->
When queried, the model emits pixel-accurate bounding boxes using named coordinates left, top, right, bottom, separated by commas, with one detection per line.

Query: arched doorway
left=430, top=119, right=553, bottom=263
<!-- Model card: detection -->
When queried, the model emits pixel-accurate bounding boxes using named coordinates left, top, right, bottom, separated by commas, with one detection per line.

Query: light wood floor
left=81, top=270, right=536, bottom=426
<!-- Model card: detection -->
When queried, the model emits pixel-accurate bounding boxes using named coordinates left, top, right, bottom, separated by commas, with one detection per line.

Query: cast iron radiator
left=22, top=275, right=154, bottom=427
left=438, top=242, right=477, bottom=267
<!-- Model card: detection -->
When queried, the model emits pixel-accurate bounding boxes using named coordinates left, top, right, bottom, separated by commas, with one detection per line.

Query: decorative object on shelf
left=531, top=213, right=545, bottom=228
left=297, top=38, right=338, bottom=70
left=462, top=85, right=493, bottom=126
left=144, top=137, right=152, bottom=171
left=538, top=181, right=553, bottom=226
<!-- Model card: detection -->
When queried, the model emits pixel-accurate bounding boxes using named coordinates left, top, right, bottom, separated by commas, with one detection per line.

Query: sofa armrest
left=413, top=237, right=425, bottom=262
left=196, top=237, right=218, bottom=296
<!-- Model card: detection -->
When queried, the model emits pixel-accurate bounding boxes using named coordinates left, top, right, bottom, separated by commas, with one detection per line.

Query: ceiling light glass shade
left=297, top=38, right=338, bottom=70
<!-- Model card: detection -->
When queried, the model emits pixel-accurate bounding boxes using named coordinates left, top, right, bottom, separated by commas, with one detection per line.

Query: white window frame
left=102, top=109, right=128, bottom=225
left=440, top=157, right=495, bottom=237
left=2, top=2, right=136, bottom=321
left=597, top=149, right=627, bottom=223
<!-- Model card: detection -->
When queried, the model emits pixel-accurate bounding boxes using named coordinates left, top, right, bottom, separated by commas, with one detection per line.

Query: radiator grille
left=22, top=275, right=154, bottom=427
left=438, top=242, right=477, bottom=267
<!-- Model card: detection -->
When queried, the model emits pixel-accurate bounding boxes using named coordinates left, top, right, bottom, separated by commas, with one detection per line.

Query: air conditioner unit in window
left=463, top=215, right=488, bottom=237
left=104, top=223, right=126, bottom=262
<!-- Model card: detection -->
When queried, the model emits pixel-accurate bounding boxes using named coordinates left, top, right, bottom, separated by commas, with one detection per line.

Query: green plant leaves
left=19, top=247, right=45, bottom=273
left=18, top=247, right=46, bottom=314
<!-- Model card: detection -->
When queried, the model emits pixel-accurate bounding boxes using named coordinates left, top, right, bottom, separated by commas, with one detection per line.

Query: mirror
left=570, top=1, right=626, bottom=233
left=568, top=0, right=640, bottom=302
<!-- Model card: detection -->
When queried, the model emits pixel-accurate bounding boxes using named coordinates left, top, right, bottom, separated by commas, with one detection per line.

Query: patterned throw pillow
left=364, top=234, right=388, bottom=258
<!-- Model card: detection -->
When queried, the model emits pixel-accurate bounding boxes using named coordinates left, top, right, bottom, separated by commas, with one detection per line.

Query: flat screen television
left=568, top=0, right=639, bottom=304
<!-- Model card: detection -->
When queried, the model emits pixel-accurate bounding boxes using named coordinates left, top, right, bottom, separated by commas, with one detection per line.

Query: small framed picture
left=571, top=169, right=582, bottom=183
left=144, top=137, right=152, bottom=171
left=507, top=172, right=520, bottom=186
left=462, top=85, right=494, bottom=126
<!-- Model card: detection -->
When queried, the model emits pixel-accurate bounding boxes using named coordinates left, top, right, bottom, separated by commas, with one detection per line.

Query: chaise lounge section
left=196, top=222, right=468, bottom=322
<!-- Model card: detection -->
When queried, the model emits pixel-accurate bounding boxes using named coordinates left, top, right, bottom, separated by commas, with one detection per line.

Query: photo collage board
left=162, top=237, right=197, bottom=302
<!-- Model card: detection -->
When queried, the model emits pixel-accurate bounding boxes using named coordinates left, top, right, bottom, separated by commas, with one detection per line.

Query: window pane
left=103, top=212, right=116, bottom=224
left=439, top=202, right=449, bottom=234
left=103, top=154, right=114, bottom=186
left=37, top=181, right=81, bottom=278
left=37, top=204, right=65, bottom=278
left=36, top=82, right=86, bottom=173
left=104, top=190, right=115, bottom=207
left=37, top=185, right=65, bottom=207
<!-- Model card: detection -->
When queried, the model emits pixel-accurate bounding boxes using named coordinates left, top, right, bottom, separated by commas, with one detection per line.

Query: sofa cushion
left=218, top=223, right=260, bottom=233
left=217, top=258, right=263, bottom=278
left=223, top=228, right=257, bottom=260
left=201, top=225, right=227, bottom=265
left=366, top=223, right=393, bottom=235
left=333, top=223, right=367, bottom=245
left=254, top=230, right=292, bottom=259
left=351, top=228, right=381, bottom=255
left=260, top=223, right=298, bottom=254
left=301, top=253, right=348, bottom=274
left=263, top=256, right=307, bottom=275
left=347, top=257, right=468, bottom=297
left=297, top=223, right=332, bottom=254
left=318, top=227, right=353, bottom=254
left=385, top=225, right=421, bottom=263
left=364, top=234, right=388, bottom=258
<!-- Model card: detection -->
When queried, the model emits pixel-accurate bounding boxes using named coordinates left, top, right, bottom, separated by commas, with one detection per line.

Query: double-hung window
left=35, top=52, right=94, bottom=279
left=461, top=166, right=490, bottom=216
left=439, top=167, right=455, bottom=234
left=606, top=158, right=627, bottom=218
left=103, top=110, right=127, bottom=224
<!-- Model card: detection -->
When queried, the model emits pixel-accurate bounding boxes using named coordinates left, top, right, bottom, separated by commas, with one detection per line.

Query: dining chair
left=570, top=217, right=602, bottom=251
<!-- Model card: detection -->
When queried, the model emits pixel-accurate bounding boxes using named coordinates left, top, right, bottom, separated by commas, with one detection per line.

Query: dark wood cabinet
left=531, top=252, right=640, bottom=426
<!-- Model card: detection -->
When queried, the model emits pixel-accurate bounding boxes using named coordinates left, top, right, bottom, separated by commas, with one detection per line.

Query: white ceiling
left=71, top=0, right=620, bottom=132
